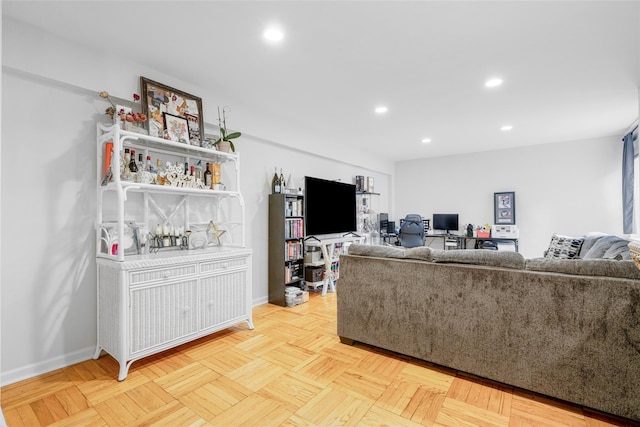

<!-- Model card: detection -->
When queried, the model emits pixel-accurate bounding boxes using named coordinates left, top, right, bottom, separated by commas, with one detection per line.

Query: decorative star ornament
left=206, top=221, right=226, bottom=246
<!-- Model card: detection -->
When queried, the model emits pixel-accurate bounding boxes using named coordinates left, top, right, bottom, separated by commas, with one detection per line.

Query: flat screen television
left=305, top=176, right=356, bottom=236
left=433, top=213, right=459, bottom=234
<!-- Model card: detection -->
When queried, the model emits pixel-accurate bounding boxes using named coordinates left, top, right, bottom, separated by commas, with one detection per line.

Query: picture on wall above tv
left=305, top=176, right=357, bottom=236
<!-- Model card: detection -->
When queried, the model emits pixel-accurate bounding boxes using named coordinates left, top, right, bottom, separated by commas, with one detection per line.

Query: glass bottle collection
left=117, top=147, right=224, bottom=190
left=272, top=167, right=287, bottom=194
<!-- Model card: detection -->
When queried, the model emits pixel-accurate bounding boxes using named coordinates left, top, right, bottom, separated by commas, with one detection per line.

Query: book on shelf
left=286, top=199, right=304, bottom=217
left=286, top=241, right=303, bottom=261
left=284, top=218, right=304, bottom=239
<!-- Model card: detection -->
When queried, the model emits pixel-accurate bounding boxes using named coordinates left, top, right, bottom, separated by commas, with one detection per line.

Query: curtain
left=622, top=131, right=636, bottom=234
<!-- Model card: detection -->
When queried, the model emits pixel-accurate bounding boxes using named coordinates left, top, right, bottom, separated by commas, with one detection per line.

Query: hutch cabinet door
left=129, top=279, right=199, bottom=354
left=200, top=269, right=249, bottom=330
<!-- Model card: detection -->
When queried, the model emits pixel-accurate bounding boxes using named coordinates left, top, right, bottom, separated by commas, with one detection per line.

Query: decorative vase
left=216, top=140, right=231, bottom=153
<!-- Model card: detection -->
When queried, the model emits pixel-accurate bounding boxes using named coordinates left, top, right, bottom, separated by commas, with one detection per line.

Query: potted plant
left=214, top=106, right=241, bottom=152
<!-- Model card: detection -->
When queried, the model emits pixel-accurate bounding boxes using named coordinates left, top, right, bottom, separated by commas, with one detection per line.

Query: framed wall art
left=494, top=191, right=515, bottom=224
left=163, top=113, right=190, bottom=144
left=140, top=77, right=204, bottom=145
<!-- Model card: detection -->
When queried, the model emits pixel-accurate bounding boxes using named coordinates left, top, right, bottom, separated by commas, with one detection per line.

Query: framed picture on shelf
left=494, top=191, right=515, bottom=224
left=184, top=112, right=201, bottom=146
left=163, top=112, right=190, bottom=144
left=140, top=76, right=204, bottom=145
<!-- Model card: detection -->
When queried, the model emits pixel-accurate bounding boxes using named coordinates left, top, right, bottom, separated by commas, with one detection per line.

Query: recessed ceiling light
left=485, top=78, right=503, bottom=88
left=501, top=125, right=513, bottom=131
left=375, top=106, right=388, bottom=114
left=421, top=138, right=432, bottom=144
left=264, top=27, right=284, bottom=42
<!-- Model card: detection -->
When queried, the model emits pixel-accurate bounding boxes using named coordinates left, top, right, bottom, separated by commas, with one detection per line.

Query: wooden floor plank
left=2, top=292, right=637, bottom=426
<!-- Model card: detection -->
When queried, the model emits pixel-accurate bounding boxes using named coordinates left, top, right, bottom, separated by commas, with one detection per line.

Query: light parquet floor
left=3, top=292, right=639, bottom=427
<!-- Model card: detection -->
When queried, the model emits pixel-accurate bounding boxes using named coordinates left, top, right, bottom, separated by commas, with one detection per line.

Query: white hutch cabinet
left=94, top=122, right=252, bottom=381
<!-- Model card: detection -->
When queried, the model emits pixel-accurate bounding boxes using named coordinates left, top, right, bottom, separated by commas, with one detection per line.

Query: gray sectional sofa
left=336, top=236, right=640, bottom=422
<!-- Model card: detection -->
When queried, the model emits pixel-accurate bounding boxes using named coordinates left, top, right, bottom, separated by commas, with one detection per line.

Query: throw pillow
left=602, top=238, right=631, bottom=260
left=578, top=232, right=608, bottom=257
left=582, top=235, right=629, bottom=260
left=544, top=233, right=584, bottom=259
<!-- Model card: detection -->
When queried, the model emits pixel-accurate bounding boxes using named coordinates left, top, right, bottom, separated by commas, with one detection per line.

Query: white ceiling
left=4, top=1, right=640, bottom=163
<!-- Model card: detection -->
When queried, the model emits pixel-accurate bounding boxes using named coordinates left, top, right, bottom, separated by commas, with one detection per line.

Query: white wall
left=0, top=14, right=629, bottom=387
left=395, top=136, right=623, bottom=258
left=0, top=20, right=391, bottom=384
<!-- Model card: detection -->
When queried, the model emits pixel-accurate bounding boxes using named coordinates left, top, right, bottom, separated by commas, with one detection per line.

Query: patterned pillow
left=544, top=233, right=584, bottom=259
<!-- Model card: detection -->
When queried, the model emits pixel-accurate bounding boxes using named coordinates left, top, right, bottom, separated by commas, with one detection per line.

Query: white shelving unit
left=305, top=235, right=362, bottom=296
left=356, top=192, right=380, bottom=245
left=94, top=122, right=253, bottom=381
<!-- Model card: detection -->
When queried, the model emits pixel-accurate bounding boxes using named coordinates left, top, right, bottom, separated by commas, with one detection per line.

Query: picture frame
left=494, top=191, right=515, bottom=224
left=140, top=77, right=204, bottom=145
left=163, top=112, right=190, bottom=144
left=184, top=112, right=201, bottom=146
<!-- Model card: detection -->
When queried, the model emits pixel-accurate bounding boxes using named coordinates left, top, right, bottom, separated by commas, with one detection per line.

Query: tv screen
left=433, top=213, right=459, bottom=233
left=305, top=176, right=356, bottom=236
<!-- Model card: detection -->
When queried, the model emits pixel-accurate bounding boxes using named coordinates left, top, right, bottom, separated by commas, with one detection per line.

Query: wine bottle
left=280, top=168, right=286, bottom=192
left=122, top=148, right=131, bottom=179
left=272, top=167, right=281, bottom=194
left=204, top=163, right=212, bottom=187
left=129, top=149, right=138, bottom=173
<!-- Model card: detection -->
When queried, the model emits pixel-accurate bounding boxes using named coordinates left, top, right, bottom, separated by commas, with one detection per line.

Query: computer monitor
left=433, top=213, right=459, bottom=234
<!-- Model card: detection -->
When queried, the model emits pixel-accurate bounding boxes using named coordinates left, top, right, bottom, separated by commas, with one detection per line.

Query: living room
left=2, top=1, right=639, bottom=425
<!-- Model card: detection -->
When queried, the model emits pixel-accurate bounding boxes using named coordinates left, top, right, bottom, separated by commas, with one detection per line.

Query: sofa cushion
left=582, top=235, right=630, bottom=260
left=431, top=249, right=525, bottom=270
left=347, top=244, right=434, bottom=262
left=544, top=233, right=584, bottom=259
left=405, top=246, right=434, bottom=261
left=347, top=244, right=408, bottom=259
left=526, top=258, right=640, bottom=280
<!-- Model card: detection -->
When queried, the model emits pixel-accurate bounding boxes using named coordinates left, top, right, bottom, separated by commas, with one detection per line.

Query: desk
left=424, top=234, right=467, bottom=250
left=305, top=235, right=362, bottom=296
left=381, top=232, right=398, bottom=245
left=423, top=235, right=519, bottom=252
left=470, top=237, right=519, bottom=252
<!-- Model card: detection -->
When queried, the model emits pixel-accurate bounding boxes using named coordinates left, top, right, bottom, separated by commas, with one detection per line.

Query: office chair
left=397, top=214, right=425, bottom=248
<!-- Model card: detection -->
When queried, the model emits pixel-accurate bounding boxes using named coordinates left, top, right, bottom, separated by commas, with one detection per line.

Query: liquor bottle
left=122, top=148, right=131, bottom=179
left=129, top=149, right=138, bottom=173
left=138, top=153, right=144, bottom=172
left=145, top=155, right=151, bottom=172
left=156, top=158, right=163, bottom=173
left=194, top=160, right=204, bottom=181
left=190, top=166, right=195, bottom=177
left=204, top=163, right=212, bottom=187
left=280, top=168, right=286, bottom=192
left=272, top=167, right=281, bottom=194
left=184, top=162, right=189, bottom=175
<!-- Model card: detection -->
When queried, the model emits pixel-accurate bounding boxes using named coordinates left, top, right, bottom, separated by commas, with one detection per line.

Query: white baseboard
left=1, top=346, right=95, bottom=387
left=0, top=408, right=6, bottom=427
left=253, top=296, right=269, bottom=306
left=2, top=301, right=270, bottom=387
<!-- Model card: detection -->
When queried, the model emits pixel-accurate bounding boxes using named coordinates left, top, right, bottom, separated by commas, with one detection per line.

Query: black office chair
left=397, top=214, right=425, bottom=248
